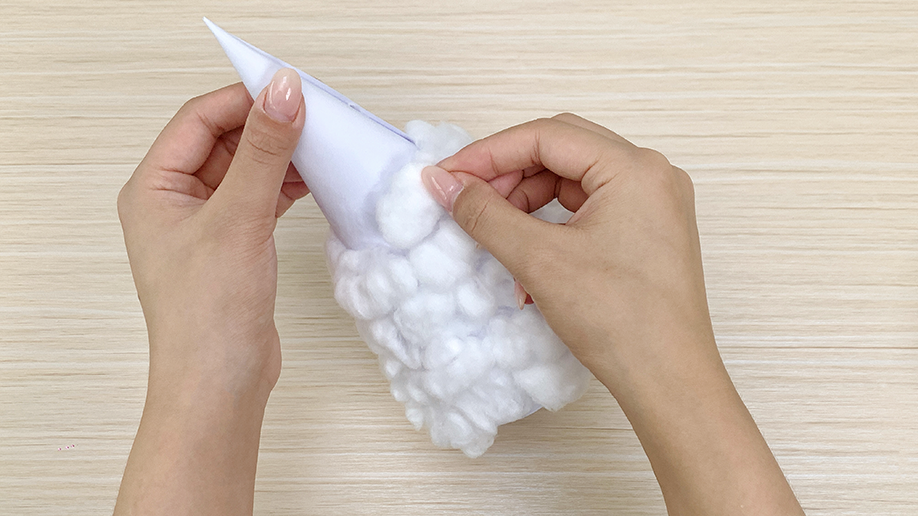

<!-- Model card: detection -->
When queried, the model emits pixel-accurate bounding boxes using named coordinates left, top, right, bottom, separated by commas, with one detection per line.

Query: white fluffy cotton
left=326, top=121, right=592, bottom=457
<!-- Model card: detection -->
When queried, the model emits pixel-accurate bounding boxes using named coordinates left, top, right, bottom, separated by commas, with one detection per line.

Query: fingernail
left=264, top=68, right=302, bottom=122
left=514, top=279, right=527, bottom=310
left=421, top=165, right=463, bottom=212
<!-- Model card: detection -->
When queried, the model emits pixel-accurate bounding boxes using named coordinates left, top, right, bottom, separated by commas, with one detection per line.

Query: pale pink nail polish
left=421, top=166, right=463, bottom=212
left=264, top=68, right=302, bottom=122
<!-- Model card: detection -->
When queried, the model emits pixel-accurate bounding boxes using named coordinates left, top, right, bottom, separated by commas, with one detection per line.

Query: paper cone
left=204, top=18, right=418, bottom=249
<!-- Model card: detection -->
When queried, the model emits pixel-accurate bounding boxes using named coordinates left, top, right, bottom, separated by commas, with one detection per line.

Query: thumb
left=421, top=165, right=557, bottom=275
left=214, top=68, right=305, bottom=218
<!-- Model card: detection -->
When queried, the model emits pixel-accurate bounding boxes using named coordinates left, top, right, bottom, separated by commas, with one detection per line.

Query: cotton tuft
left=327, top=121, right=592, bottom=457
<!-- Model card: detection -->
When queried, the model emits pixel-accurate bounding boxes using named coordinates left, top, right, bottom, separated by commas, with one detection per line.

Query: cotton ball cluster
left=327, top=120, right=592, bottom=457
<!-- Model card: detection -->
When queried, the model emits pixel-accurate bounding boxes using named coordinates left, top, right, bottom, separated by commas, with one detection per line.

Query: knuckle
left=241, top=120, right=289, bottom=163
left=632, top=148, right=674, bottom=185
left=454, top=181, right=493, bottom=237
left=673, top=166, right=696, bottom=200
left=673, top=165, right=692, bottom=187
left=177, top=94, right=204, bottom=117
left=551, top=112, right=582, bottom=124
left=522, top=117, right=558, bottom=136
left=629, top=148, right=697, bottom=211
left=635, top=147, right=672, bottom=170
left=532, top=116, right=557, bottom=129
left=116, top=180, right=133, bottom=223
left=176, top=96, right=225, bottom=139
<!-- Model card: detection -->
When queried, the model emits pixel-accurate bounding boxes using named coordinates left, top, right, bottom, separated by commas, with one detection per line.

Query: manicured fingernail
left=421, top=165, right=463, bottom=212
left=514, top=279, right=527, bottom=310
left=264, top=68, right=301, bottom=122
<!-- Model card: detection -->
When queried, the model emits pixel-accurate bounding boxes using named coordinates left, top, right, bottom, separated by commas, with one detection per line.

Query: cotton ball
left=406, top=121, right=473, bottom=163
left=337, top=248, right=419, bottom=322
left=460, top=436, right=495, bottom=459
left=325, top=234, right=347, bottom=268
left=475, top=368, right=540, bottom=424
left=393, top=291, right=456, bottom=344
left=422, top=338, right=469, bottom=401
left=404, top=120, right=439, bottom=163
left=381, top=356, right=403, bottom=381
left=405, top=403, right=425, bottom=430
left=425, top=337, right=491, bottom=401
left=386, top=255, right=419, bottom=298
left=445, top=411, right=476, bottom=449
left=404, top=119, right=435, bottom=140
left=423, top=370, right=450, bottom=401
left=488, top=316, right=534, bottom=370
left=443, top=337, right=492, bottom=389
left=405, top=372, right=430, bottom=405
left=507, top=308, right=567, bottom=363
left=333, top=275, right=369, bottom=319
left=353, top=263, right=397, bottom=319
left=408, top=235, right=471, bottom=291
left=514, top=352, right=592, bottom=411
left=432, top=123, right=474, bottom=160
left=408, top=221, right=479, bottom=291
left=428, top=411, right=479, bottom=454
left=369, top=318, right=420, bottom=369
left=423, top=336, right=464, bottom=370
left=336, top=248, right=369, bottom=276
left=353, top=319, right=380, bottom=354
left=376, top=162, right=442, bottom=249
left=478, top=255, right=516, bottom=308
left=455, top=280, right=497, bottom=322
left=428, top=417, right=451, bottom=449
left=454, top=391, right=498, bottom=435
left=390, top=378, right=410, bottom=404
left=363, top=262, right=393, bottom=299
left=332, top=248, right=387, bottom=318
left=352, top=252, right=418, bottom=318
left=433, top=219, right=478, bottom=263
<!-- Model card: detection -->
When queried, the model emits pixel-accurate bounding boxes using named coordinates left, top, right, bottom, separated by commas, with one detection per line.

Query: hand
left=422, top=114, right=710, bottom=392
left=119, top=72, right=307, bottom=402
left=114, top=69, right=306, bottom=516
left=422, top=114, right=803, bottom=515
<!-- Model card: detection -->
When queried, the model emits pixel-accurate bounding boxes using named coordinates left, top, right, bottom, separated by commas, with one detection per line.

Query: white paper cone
left=205, top=18, right=418, bottom=249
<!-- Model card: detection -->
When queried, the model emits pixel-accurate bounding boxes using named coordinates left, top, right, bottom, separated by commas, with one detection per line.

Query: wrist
left=597, top=334, right=802, bottom=514
left=611, top=350, right=738, bottom=431
left=116, top=370, right=269, bottom=516
left=145, top=365, right=275, bottom=419
left=584, top=323, right=725, bottom=406
left=145, top=330, right=282, bottom=407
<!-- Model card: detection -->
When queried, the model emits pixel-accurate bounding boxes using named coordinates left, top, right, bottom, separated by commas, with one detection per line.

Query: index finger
left=139, top=82, right=253, bottom=176
left=437, top=117, right=638, bottom=196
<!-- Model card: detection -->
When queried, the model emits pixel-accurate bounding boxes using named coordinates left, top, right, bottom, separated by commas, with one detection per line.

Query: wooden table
left=1, top=1, right=916, bottom=514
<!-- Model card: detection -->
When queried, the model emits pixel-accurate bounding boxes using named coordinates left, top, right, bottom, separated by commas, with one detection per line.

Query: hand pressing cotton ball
left=327, top=121, right=592, bottom=457
left=376, top=163, right=441, bottom=250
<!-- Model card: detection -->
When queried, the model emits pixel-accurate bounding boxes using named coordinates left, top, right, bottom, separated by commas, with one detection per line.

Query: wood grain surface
left=1, top=1, right=916, bottom=514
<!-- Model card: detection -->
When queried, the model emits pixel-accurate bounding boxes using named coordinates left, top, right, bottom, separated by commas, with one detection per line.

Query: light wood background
left=1, top=1, right=916, bottom=514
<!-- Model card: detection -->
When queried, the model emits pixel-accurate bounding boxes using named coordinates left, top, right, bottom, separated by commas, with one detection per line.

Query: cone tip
left=202, top=17, right=219, bottom=34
